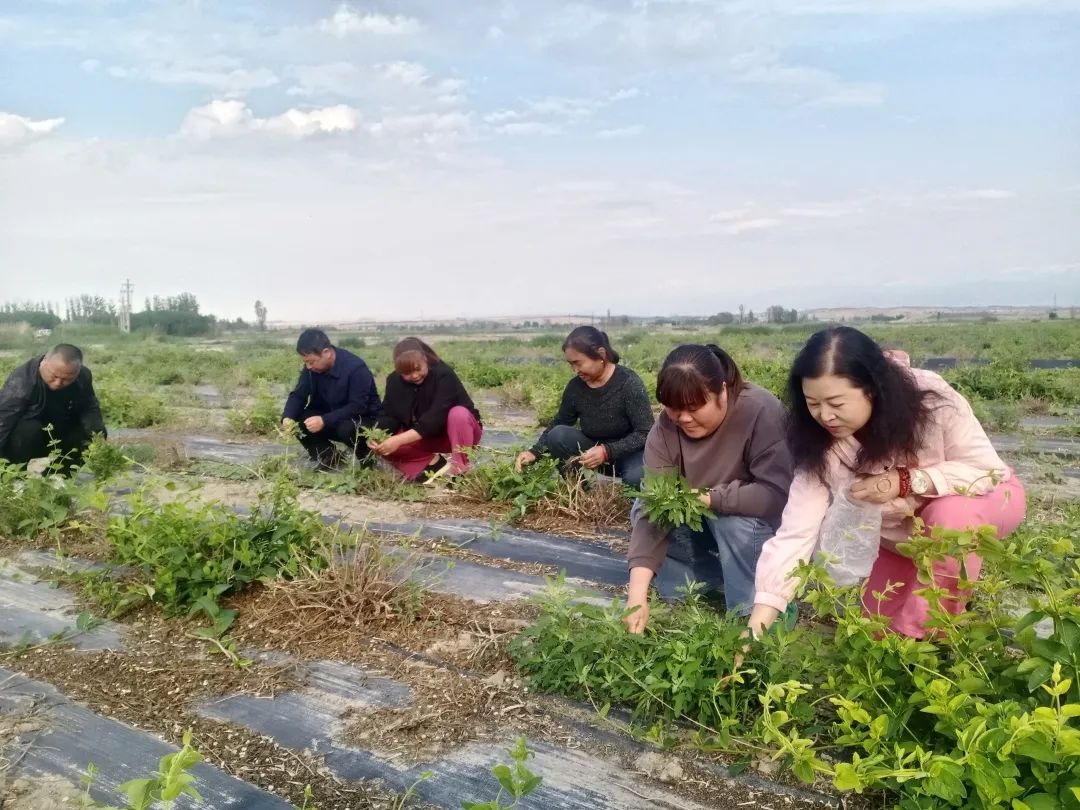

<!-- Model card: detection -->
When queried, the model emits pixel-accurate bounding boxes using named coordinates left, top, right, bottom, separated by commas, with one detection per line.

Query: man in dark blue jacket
left=0, top=344, right=106, bottom=474
left=281, top=328, right=382, bottom=470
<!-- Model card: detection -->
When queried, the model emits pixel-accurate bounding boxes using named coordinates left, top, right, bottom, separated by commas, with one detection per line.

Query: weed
left=96, top=384, right=168, bottom=428
left=454, top=455, right=562, bottom=519
left=80, top=434, right=134, bottom=480
left=256, top=529, right=425, bottom=639
left=82, top=729, right=201, bottom=809
left=106, top=479, right=329, bottom=614
left=631, top=469, right=712, bottom=532
left=462, top=737, right=542, bottom=809
left=514, top=512, right=1080, bottom=808
left=0, top=461, right=79, bottom=540
left=360, top=425, right=392, bottom=445
left=226, top=387, right=282, bottom=436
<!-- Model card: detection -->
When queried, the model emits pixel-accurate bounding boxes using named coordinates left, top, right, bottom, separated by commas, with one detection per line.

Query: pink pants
left=861, top=474, right=1026, bottom=637
left=385, top=406, right=483, bottom=480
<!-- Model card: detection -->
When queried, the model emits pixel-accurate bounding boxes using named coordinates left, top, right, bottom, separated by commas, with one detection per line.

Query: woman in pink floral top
left=750, top=327, right=1026, bottom=639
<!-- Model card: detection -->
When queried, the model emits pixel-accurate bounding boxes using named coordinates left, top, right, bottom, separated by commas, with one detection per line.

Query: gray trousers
left=541, top=424, right=645, bottom=490
left=641, top=509, right=774, bottom=616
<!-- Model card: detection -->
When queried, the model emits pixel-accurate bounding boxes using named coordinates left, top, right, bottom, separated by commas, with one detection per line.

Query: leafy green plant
left=80, top=433, right=134, bottom=480
left=0, top=461, right=78, bottom=540
left=360, top=425, right=392, bottom=444
left=106, top=479, right=329, bottom=614
left=514, top=510, right=1080, bottom=809
left=82, top=729, right=202, bottom=809
left=455, top=455, right=562, bottom=519
left=189, top=593, right=251, bottom=668
left=226, top=387, right=282, bottom=436
left=462, top=738, right=542, bottom=809
left=96, top=384, right=168, bottom=428
left=631, top=469, right=712, bottom=532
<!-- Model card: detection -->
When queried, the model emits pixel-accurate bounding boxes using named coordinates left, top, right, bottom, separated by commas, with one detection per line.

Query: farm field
left=0, top=318, right=1078, bottom=809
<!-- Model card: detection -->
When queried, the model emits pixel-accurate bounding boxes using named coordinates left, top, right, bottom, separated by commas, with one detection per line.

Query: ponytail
left=562, top=326, right=620, bottom=364
left=657, top=343, right=744, bottom=411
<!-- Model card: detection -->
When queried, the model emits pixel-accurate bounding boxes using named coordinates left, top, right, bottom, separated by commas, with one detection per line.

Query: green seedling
left=631, top=469, right=712, bottom=532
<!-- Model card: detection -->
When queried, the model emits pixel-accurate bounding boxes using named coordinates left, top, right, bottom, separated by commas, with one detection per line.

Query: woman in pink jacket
left=749, top=327, right=1026, bottom=639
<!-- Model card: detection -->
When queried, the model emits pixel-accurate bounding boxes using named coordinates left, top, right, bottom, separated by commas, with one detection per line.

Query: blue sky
left=0, top=0, right=1077, bottom=321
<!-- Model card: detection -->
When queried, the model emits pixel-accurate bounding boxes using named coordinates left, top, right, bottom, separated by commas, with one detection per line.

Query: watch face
left=911, top=470, right=929, bottom=494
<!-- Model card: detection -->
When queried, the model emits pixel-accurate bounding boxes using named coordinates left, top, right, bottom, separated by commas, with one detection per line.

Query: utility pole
left=119, top=279, right=134, bottom=333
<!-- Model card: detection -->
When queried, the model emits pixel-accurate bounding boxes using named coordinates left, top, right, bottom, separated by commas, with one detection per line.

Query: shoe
left=420, top=455, right=450, bottom=486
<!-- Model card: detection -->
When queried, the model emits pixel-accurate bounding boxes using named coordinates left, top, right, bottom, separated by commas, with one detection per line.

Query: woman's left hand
left=370, top=436, right=402, bottom=457
left=579, top=445, right=608, bottom=469
left=851, top=469, right=900, bottom=503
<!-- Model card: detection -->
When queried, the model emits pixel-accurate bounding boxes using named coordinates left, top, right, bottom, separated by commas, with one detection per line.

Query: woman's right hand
left=624, top=598, right=650, bottom=634
left=625, top=567, right=655, bottom=634
left=514, top=450, right=537, bottom=472
left=746, top=604, right=781, bottom=639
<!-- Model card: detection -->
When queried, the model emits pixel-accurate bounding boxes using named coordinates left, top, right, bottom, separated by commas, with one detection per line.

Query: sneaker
left=420, top=455, right=450, bottom=486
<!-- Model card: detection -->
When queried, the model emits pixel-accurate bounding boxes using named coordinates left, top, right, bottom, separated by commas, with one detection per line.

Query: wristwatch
left=910, top=468, right=930, bottom=495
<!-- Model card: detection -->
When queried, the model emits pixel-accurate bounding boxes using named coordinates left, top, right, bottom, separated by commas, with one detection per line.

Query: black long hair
left=656, top=344, right=745, bottom=411
left=787, top=326, right=936, bottom=483
left=562, top=326, right=620, bottom=364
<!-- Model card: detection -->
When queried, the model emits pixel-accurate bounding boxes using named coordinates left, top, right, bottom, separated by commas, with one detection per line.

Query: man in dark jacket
left=0, top=344, right=107, bottom=474
left=281, top=328, right=382, bottom=470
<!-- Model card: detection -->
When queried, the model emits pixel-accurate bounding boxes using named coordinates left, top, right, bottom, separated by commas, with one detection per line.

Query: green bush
left=98, top=385, right=168, bottom=428
left=106, top=481, right=329, bottom=613
left=226, top=389, right=282, bottom=436
left=515, top=514, right=1080, bottom=809
left=0, top=462, right=77, bottom=540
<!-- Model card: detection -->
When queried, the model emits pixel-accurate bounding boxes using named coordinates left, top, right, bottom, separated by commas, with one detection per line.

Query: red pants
left=861, top=474, right=1026, bottom=637
left=385, top=406, right=482, bottom=480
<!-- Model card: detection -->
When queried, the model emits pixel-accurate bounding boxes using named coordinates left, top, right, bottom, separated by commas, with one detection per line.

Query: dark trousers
left=296, top=409, right=378, bottom=466
left=541, top=424, right=646, bottom=490
left=0, top=417, right=92, bottom=475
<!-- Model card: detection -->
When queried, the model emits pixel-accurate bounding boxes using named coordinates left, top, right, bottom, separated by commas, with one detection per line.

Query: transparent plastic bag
left=814, top=491, right=883, bottom=586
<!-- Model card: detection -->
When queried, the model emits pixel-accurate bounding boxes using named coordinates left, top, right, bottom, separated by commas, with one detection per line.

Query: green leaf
left=492, top=764, right=516, bottom=796
left=118, top=778, right=155, bottom=810
left=1013, top=794, right=1059, bottom=810
left=833, top=763, right=864, bottom=792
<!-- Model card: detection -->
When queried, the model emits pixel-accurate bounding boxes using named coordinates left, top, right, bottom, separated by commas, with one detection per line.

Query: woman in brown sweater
left=625, top=345, right=793, bottom=632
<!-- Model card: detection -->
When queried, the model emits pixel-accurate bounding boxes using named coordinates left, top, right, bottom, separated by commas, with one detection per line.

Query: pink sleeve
left=921, top=384, right=1009, bottom=498
left=753, top=470, right=831, bottom=612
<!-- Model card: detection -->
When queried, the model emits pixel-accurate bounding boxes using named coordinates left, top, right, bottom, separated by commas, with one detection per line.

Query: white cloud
left=596, top=125, right=644, bottom=139
left=179, top=100, right=359, bottom=140
left=730, top=52, right=885, bottom=107
left=611, top=87, right=641, bottom=101
left=104, top=59, right=278, bottom=95
left=495, top=121, right=563, bottom=136
left=719, top=217, right=783, bottom=234
left=378, top=61, right=430, bottom=87
left=367, top=111, right=471, bottom=143
left=319, top=5, right=421, bottom=38
left=286, top=61, right=466, bottom=108
left=0, top=112, right=65, bottom=148
left=940, top=188, right=1015, bottom=201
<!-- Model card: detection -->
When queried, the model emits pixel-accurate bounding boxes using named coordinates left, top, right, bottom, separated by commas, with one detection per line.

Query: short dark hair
left=296, top=328, right=332, bottom=355
left=47, top=344, right=83, bottom=365
left=656, top=344, right=744, bottom=411
left=787, top=326, right=938, bottom=483
left=562, top=326, right=620, bottom=364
